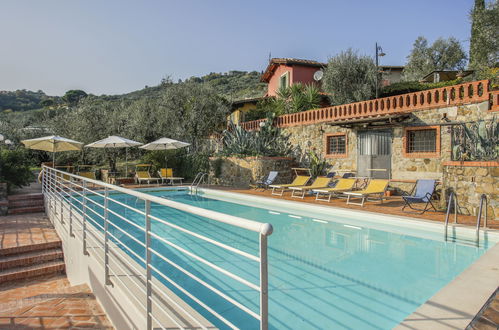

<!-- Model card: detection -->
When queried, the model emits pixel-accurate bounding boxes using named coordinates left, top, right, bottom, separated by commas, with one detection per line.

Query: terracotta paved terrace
left=0, top=212, right=113, bottom=329
left=0, top=213, right=60, bottom=254
left=208, top=186, right=499, bottom=229
left=0, top=275, right=112, bottom=329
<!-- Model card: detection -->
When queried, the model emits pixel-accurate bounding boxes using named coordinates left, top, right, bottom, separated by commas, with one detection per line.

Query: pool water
left=81, top=189, right=494, bottom=329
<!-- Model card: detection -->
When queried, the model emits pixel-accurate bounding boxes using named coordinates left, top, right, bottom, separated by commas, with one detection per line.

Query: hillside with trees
left=0, top=90, right=59, bottom=112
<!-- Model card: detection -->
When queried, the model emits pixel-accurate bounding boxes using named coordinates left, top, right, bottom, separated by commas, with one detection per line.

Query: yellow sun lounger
left=269, top=175, right=311, bottom=196
left=76, top=165, right=96, bottom=180
left=158, top=168, right=184, bottom=185
left=344, top=179, right=389, bottom=207
left=313, top=178, right=357, bottom=202
left=289, top=176, right=333, bottom=198
left=135, top=164, right=160, bottom=185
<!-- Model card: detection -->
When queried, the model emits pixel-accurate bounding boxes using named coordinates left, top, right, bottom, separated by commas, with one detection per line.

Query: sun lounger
left=76, top=165, right=96, bottom=180
left=270, top=175, right=311, bottom=196
left=158, top=168, right=184, bottom=185
left=289, top=176, right=333, bottom=198
left=313, top=178, right=357, bottom=202
left=344, top=179, right=389, bottom=207
left=251, top=171, right=279, bottom=190
left=402, top=179, right=437, bottom=214
left=135, top=164, right=160, bottom=185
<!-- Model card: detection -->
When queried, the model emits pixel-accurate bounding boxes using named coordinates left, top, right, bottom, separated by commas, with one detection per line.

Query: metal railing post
left=145, top=200, right=152, bottom=330
left=69, top=183, right=73, bottom=237
left=476, top=194, right=488, bottom=244
left=82, top=180, right=88, bottom=255
left=104, top=187, right=110, bottom=285
left=259, top=234, right=269, bottom=330
left=59, top=176, right=64, bottom=224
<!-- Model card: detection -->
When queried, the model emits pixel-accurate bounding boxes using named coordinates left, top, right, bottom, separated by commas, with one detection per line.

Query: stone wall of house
left=209, top=157, right=296, bottom=188
left=280, top=100, right=495, bottom=202
left=442, top=165, right=498, bottom=220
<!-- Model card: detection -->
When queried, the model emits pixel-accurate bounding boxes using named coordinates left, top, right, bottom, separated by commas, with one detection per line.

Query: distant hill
left=0, top=90, right=61, bottom=112
left=119, top=70, right=266, bottom=102
left=0, top=70, right=266, bottom=115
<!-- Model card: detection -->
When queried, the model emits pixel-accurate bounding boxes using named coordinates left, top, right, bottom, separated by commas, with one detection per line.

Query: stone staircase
left=0, top=242, right=65, bottom=284
left=0, top=212, right=65, bottom=284
left=7, top=193, right=45, bottom=214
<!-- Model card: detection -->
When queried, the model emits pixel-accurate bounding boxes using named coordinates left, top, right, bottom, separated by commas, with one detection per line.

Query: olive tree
left=469, top=0, right=499, bottom=77
left=403, top=36, right=467, bottom=81
left=322, top=49, right=377, bottom=105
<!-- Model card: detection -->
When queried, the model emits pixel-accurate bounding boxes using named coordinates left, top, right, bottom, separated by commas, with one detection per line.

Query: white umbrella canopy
left=85, top=135, right=143, bottom=148
left=139, top=138, right=190, bottom=168
left=85, top=136, right=143, bottom=173
left=21, top=135, right=83, bottom=165
left=139, top=138, right=190, bottom=151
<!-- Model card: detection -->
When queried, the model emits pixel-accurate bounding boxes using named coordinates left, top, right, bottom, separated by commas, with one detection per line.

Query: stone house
left=228, top=58, right=404, bottom=125
left=241, top=80, right=499, bottom=219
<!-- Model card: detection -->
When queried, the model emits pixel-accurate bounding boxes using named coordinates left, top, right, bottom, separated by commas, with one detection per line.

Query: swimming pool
left=80, top=188, right=497, bottom=329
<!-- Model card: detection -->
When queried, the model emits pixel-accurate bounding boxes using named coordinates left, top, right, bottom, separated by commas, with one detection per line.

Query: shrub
left=221, top=116, right=295, bottom=157
left=308, top=150, right=330, bottom=178
left=380, top=79, right=463, bottom=97
left=0, top=147, right=34, bottom=192
left=141, top=149, right=209, bottom=180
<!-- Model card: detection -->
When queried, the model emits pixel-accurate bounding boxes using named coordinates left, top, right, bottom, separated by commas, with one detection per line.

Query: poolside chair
left=251, top=171, right=279, bottom=190
left=269, top=175, right=311, bottom=196
left=344, top=179, right=389, bottom=207
left=402, top=179, right=437, bottom=214
left=76, top=165, right=96, bottom=180
left=135, top=164, right=160, bottom=185
left=158, top=168, right=184, bottom=185
left=313, top=178, right=357, bottom=202
left=289, top=176, right=333, bottom=198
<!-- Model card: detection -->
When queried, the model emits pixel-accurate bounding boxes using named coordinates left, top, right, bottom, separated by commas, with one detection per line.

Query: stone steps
left=0, top=241, right=62, bottom=257
left=0, top=260, right=65, bottom=284
left=0, top=248, right=64, bottom=271
left=7, top=193, right=44, bottom=215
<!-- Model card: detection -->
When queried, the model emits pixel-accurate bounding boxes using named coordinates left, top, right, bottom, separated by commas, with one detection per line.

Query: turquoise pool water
left=80, top=189, right=494, bottom=329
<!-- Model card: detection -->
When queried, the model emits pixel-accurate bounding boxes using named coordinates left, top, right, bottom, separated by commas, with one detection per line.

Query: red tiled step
left=7, top=193, right=43, bottom=202
left=0, top=248, right=63, bottom=271
left=0, top=241, right=62, bottom=257
left=8, top=206, right=45, bottom=215
left=8, top=199, right=44, bottom=208
left=0, top=261, right=65, bottom=283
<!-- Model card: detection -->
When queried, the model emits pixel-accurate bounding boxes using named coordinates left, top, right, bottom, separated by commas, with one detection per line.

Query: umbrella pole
left=126, top=147, right=128, bottom=175
left=53, top=152, right=55, bottom=168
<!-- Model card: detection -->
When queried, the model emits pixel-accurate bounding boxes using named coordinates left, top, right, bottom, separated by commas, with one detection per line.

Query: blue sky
left=0, top=0, right=475, bottom=96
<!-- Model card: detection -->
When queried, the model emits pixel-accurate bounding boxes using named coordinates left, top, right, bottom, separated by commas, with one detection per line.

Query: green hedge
left=380, top=79, right=463, bottom=97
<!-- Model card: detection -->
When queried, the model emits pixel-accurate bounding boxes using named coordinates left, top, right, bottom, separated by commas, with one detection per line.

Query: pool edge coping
left=396, top=242, right=499, bottom=329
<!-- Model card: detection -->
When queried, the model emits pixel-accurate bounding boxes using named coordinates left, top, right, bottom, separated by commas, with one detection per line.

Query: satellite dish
left=313, top=70, right=324, bottom=81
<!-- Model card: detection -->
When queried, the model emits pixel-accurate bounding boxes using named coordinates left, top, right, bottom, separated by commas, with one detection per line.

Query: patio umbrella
left=21, top=135, right=83, bottom=165
left=85, top=136, right=142, bottom=173
left=139, top=137, right=190, bottom=168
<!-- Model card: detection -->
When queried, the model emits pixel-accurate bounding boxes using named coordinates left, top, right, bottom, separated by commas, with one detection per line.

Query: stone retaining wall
left=0, top=183, right=7, bottom=216
left=442, top=164, right=498, bottom=220
left=209, top=157, right=296, bottom=188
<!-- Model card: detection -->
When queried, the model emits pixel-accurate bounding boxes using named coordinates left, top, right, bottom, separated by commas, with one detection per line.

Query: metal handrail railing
left=444, top=191, right=458, bottom=240
left=190, top=172, right=208, bottom=193
left=41, top=165, right=273, bottom=330
left=476, top=194, right=488, bottom=243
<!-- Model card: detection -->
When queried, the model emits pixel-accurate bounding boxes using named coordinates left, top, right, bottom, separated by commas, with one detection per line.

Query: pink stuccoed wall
left=267, top=65, right=321, bottom=96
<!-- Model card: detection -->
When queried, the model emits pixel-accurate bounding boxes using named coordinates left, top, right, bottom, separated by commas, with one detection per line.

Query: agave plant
left=308, top=150, right=330, bottom=178
left=221, top=116, right=295, bottom=157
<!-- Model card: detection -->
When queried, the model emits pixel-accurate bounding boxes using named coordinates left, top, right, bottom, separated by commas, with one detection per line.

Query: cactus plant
left=451, top=116, right=498, bottom=161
